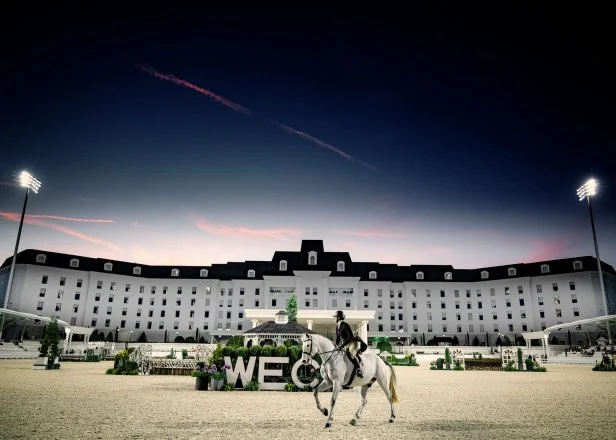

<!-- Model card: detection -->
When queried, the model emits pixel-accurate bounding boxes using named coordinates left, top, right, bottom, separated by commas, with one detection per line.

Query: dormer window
left=337, top=261, right=345, bottom=272
left=247, top=269, right=255, bottom=278
left=279, top=260, right=287, bottom=271
left=200, top=269, right=208, bottom=278
left=104, top=262, right=113, bottom=272
left=171, top=268, right=179, bottom=277
left=308, top=251, right=317, bottom=266
left=133, top=266, right=141, bottom=276
left=369, top=271, right=377, bottom=280
left=508, top=267, right=517, bottom=277
left=444, top=272, right=453, bottom=280
left=481, top=270, right=489, bottom=280
left=541, top=264, right=550, bottom=274
left=416, top=271, right=424, bottom=280
left=69, top=258, right=79, bottom=268
left=36, top=254, right=46, bottom=264
left=573, top=260, right=583, bottom=270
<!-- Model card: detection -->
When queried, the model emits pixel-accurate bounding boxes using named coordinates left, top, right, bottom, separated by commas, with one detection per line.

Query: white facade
left=0, top=246, right=614, bottom=345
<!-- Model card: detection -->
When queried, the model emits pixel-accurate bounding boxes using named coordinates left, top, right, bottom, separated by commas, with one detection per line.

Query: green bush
left=465, top=358, right=501, bottom=371
left=503, top=360, right=516, bottom=371
left=248, top=345, right=261, bottom=356
left=244, top=380, right=260, bottom=391
left=224, top=383, right=235, bottom=391
left=274, top=345, right=288, bottom=357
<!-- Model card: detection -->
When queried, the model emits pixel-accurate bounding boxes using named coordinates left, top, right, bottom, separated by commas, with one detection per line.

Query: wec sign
left=224, top=356, right=321, bottom=390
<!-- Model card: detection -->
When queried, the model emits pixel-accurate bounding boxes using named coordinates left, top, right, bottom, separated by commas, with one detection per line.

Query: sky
left=1, top=5, right=615, bottom=269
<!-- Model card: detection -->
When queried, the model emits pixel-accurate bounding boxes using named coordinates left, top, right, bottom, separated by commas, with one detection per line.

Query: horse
left=301, top=332, right=400, bottom=428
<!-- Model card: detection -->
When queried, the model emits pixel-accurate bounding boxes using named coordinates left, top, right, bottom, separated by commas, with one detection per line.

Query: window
left=541, top=264, right=550, bottom=274
left=491, top=300, right=496, bottom=308
left=177, top=287, right=182, bottom=295
left=444, top=272, right=452, bottom=280
left=573, top=260, right=583, bottom=270
left=539, top=310, right=545, bottom=318
left=70, top=258, right=79, bottom=268
left=171, top=268, right=179, bottom=277
left=106, top=306, right=112, bottom=315
left=508, top=267, right=517, bottom=276
left=123, top=296, right=129, bottom=304
left=505, top=286, right=510, bottom=295
left=481, top=270, right=489, bottom=280
left=332, top=299, right=338, bottom=308
left=279, top=260, right=287, bottom=271
left=91, top=305, right=99, bottom=314
left=554, top=296, right=560, bottom=305
left=337, top=261, right=345, bottom=272
left=571, top=294, right=577, bottom=304
left=104, top=262, right=113, bottom=271
left=552, top=283, right=558, bottom=292
left=440, top=290, right=445, bottom=298
left=247, top=269, right=255, bottom=278
left=555, top=309, right=562, bottom=318
left=466, top=290, right=471, bottom=298
left=57, top=290, right=64, bottom=299
left=573, top=307, right=580, bottom=317
left=416, top=271, right=424, bottom=280
left=133, top=266, right=141, bottom=275
left=517, top=286, right=523, bottom=294
left=490, top=288, right=495, bottom=296
left=308, top=251, right=317, bottom=265
left=77, top=279, right=83, bottom=288
left=476, top=289, right=482, bottom=297
left=36, top=254, right=46, bottom=263
left=192, top=287, right=197, bottom=295
left=200, top=269, right=208, bottom=278
left=454, top=290, right=460, bottom=298
left=538, top=297, right=544, bottom=306
left=42, top=275, right=48, bottom=284
left=569, top=282, right=576, bottom=290
left=369, top=271, right=377, bottom=280
left=441, top=301, right=446, bottom=309
left=55, top=303, right=62, bottom=312
left=125, top=284, right=130, bottom=292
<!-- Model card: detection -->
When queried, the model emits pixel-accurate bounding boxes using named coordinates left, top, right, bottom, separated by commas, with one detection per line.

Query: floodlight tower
left=0, top=171, right=42, bottom=339
left=576, top=178, right=612, bottom=344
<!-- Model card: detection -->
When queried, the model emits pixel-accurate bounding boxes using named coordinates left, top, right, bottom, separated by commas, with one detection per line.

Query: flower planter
left=211, top=378, right=225, bottom=391
left=32, top=356, right=48, bottom=370
left=195, top=376, right=209, bottom=391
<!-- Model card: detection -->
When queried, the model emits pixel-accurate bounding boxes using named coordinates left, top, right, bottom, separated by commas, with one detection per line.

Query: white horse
left=301, top=333, right=400, bottom=428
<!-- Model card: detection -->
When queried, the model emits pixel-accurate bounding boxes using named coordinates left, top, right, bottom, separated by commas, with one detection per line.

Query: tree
left=106, top=332, right=114, bottom=342
left=452, top=335, right=460, bottom=346
left=40, top=316, right=61, bottom=368
left=286, top=293, right=297, bottom=322
left=226, top=335, right=243, bottom=347
left=137, top=332, right=147, bottom=342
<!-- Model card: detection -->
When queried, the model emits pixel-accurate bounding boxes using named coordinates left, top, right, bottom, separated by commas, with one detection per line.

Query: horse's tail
left=382, top=359, right=400, bottom=404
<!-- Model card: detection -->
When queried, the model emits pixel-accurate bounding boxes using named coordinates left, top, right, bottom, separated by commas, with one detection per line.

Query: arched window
left=247, top=269, right=256, bottom=278
left=444, top=272, right=453, bottom=280
left=171, top=268, right=179, bottom=277
left=36, top=254, right=47, bottom=264
left=481, top=270, right=489, bottom=280
left=416, top=271, right=424, bottom=280
left=104, top=262, right=113, bottom=271
left=70, top=258, right=79, bottom=268
left=308, top=251, right=317, bottom=265
left=133, top=266, right=141, bottom=276
left=508, top=267, right=517, bottom=276
left=369, top=271, right=377, bottom=280
left=541, top=264, right=550, bottom=274
left=573, top=260, right=583, bottom=270
left=279, top=260, right=287, bottom=271
left=337, top=261, right=345, bottom=272
left=200, top=269, right=208, bottom=278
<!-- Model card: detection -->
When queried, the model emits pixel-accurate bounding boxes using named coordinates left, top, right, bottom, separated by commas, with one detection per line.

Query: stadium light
left=0, top=171, right=42, bottom=339
left=576, top=178, right=611, bottom=344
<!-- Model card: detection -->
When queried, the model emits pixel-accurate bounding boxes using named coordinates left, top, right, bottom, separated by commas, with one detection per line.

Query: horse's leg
left=375, top=369, right=396, bottom=423
left=324, top=380, right=342, bottom=429
left=350, top=384, right=370, bottom=426
left=313, top=377, right=333, bottom=416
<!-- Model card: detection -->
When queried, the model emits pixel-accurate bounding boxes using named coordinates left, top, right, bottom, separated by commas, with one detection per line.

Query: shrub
left=223, top=383, right=235, bottom=391
left=274, top=345, right=288, bottom=357
left=453, top=360, right=464, bottom=371
left=503, top=360, right=516, bottom=371
left=445, top=348, right=452, bottom=364
left=248, top=345, right=261, bottom=357
left=244, top=380, right=260, bottom=391
left=465, top=358, right=501, bottom=371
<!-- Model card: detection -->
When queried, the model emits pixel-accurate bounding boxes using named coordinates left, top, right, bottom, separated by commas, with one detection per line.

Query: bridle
left=302, top=333, right=341, bottom=365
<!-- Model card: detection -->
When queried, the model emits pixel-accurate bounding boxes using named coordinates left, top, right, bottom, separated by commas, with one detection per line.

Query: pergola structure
left=521, top=313, right=616, bottom=358
left=0, top=308, right=95, bottom=354
left=242, top=310, right=314, bottom=347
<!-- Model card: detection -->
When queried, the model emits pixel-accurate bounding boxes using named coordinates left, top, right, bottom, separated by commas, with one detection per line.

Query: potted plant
left=192, top=362, right=210, bottom=391
left=209, top=364, right=230, bottom=391
left=445, top=348, right=452, bottom=370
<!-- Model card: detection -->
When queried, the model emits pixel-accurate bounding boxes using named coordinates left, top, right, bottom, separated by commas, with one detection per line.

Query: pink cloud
left=429, top=246, right=454, bottom=255
left=195, top=218, right=302, bottom=240
left=523, top=239, right=568, bottom=263
left=23, top=214, right=113, bottom=223
left=333, top=228, right=409, bottom=238
left=0, top=212, right=119, bottom=251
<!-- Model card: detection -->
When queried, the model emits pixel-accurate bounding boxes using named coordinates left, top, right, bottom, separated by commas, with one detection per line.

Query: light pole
left=0, top=171, right=42, bottom=339
left=577, top=178, right=612, bottom=344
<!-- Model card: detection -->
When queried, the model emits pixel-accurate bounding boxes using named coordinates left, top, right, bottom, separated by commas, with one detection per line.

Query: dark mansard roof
left=1, top=240, right=614, bottom=281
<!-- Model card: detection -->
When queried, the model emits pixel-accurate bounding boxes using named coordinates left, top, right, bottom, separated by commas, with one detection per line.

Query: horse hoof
left=324, top=423, right=331, bottom=429
left=350, top=419, right=357, bottom=426
left=389, top=418, right=395, bottom=423
left=322, top=409, right=328, bottom=416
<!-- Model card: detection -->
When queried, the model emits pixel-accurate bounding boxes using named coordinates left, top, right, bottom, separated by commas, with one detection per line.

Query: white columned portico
left=306, top=320, right=313, bottom=330
left=64, top=328, right=71, bottom=354
left=359, top=320, right=368, bottom=342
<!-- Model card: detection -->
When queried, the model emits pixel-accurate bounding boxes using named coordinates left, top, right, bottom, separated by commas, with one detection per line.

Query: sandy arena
left=1, top=360, right=614, bottom=440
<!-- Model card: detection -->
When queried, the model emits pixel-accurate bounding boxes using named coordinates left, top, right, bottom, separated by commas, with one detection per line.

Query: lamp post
left=577, top=178, right=612, bottom=344
left=0, top=171, right=42, bottom=339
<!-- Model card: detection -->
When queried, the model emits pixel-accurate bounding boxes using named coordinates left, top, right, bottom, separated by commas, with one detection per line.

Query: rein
left=303, top=334, right=342, bottom=367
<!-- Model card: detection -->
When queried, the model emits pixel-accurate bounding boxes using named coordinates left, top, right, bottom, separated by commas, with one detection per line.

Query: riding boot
left=352, top=356, right=363, bottom=378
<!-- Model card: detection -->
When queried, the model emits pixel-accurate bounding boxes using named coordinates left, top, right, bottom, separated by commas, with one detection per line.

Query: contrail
left=271, top=121, right=377, bottom=170
left=137, top=64, right=252, bottom=115
left=0, top=212, right=120, bottom=251
left=137, top=64, right=378, bottom=171
left=25, top=214, right=114, bottom=223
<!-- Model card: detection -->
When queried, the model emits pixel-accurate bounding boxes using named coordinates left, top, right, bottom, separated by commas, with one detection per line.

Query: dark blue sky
left=1, top=5, right=614, bottom=268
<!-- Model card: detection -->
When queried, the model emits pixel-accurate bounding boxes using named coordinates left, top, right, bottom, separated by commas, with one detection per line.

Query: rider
left=334, top=310, right=365, bottom=378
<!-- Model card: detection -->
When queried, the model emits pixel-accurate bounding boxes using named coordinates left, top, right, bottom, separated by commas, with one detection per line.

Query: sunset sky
left=1, top=6, right=614, bottom=269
